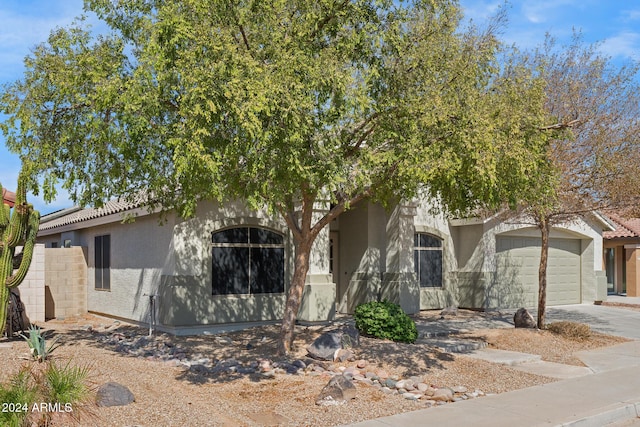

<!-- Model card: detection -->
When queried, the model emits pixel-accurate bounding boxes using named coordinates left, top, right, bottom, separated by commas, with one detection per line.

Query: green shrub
left=0, top=368, right=37, bottom=427
left=44, top=361, right=92, bottom=405
left=354, top=300, right=418, bottom=343
left=0, top=361, right=93, bottom=427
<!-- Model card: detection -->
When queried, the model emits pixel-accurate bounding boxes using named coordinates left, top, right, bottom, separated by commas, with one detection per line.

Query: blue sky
left=1, top=0, right=639, bottom=215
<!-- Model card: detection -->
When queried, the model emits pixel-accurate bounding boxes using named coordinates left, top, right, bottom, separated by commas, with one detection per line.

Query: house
left=2, top=188, right=16, bottom=207
left=35, top=197, right=610, bottom=334
left=602, top=214, right=640, bottom=297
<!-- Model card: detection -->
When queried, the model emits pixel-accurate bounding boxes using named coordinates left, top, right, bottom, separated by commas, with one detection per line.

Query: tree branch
left=310, top=0, right=350, bottom=40
left=539, top=119, right=580, bottom=131
left=239, top=25, right=251, bottom=51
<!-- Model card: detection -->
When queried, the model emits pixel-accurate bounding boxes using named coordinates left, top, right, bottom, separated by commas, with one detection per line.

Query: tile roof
left=603, top=213, right=640, bottom=239
left=39, top=198, right=144, bottom=231
left=2, top=188, right=16, bottom=207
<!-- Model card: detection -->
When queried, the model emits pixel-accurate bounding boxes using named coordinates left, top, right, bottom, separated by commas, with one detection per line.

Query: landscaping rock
left=316, top=375, right=357, bottom=406
left=431, top=388, right=454, bottom=402
left=307, top=331, right=343, bottom=360
left=307, top=326, right=360, bottom=361
left=440, top=306, right=458, bottom=317
left=96, top=382, right=135, bottom=407
left=514, top=308, right=537, bottom=329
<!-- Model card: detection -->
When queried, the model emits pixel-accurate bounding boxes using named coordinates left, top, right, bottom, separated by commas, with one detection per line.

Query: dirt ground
left=0, top=310, right=629, bottom=427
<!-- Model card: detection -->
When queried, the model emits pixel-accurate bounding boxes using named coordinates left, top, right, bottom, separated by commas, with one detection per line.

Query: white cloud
left=601, top=32, right=640, bottom=60
left=621, top=9, right=640, bottom=22
left=459, top=0, right=504, bottom=24
left=0, top=0, right=104, bottom=81
left=521, top=0, right=587, bottom=24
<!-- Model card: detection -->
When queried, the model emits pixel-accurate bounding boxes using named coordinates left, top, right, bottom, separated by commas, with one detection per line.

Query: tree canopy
left=513, top=34, right=640, bottom=327
left=1, top=0, right=553, bottom=352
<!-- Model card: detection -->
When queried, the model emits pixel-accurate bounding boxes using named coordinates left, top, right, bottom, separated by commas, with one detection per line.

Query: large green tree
left=516, top=34, right=640, bottom=328
left=1, top=0, right=552, bottom=353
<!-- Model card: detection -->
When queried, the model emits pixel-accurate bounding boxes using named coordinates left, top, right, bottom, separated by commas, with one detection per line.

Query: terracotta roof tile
left=39, top=198, right=144, bottom=231
left=2, top=188, right=16, bottom=207
left=603, top=213, right=640, bottom=239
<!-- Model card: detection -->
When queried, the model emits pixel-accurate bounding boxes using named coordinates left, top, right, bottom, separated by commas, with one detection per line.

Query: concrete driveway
left=545, top=300, right=640, bottom=340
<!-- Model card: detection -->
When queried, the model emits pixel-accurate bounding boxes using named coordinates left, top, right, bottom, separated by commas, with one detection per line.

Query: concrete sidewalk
left=343, top=303, right=640, bottom=427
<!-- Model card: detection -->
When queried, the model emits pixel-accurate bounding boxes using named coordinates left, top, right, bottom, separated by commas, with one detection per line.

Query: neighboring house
left=2, top=188, right=16, bottom=207
left=35, top=197, right=610, bottom=334
left=602, top=214, right=640, bottom=297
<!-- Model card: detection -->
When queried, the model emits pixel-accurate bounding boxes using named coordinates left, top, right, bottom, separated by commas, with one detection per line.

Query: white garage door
left=495, top=236, right=581, bottom=307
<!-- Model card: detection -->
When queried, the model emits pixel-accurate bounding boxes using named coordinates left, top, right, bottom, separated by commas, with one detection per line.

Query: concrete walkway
left=344, top=302, right=640, bottom=427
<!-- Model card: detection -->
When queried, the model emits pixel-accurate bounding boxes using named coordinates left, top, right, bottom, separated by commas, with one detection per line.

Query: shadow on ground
left=31, top=318, right=459, bottom=386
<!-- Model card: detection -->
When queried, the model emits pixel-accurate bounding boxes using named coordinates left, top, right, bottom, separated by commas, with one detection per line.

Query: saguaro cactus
left=0, top=171, right=40, bottom=336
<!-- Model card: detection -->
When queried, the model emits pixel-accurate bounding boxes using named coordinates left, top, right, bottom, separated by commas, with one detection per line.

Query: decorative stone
left=431, top=388, right=453, bottom=402
left=395, top=379, right=415, bottom=391
left=316, top=375, right=357, bottom=405
left=440, top=306, right=458, bottom=317
left=334, top=348, right=355, bottom=362
left=417, top=383, right=429, bottom=393
left=308, top=328, right=357, bottom=361
left=96, top=382, right=135, bottom=407
left=376, top=369, right=389, bottom=379
left=514, top=308, right=537, bottom=328
left=451, top=385, right=468, bottom=394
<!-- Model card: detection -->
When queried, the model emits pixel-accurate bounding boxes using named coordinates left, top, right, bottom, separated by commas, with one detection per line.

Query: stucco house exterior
left=35, top=197, right=610, bottom=334
left=603, top=214, right=640, bottom=297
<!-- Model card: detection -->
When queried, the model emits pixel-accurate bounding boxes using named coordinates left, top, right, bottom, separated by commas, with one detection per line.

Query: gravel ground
left=0, top=311, right=628, bottom=427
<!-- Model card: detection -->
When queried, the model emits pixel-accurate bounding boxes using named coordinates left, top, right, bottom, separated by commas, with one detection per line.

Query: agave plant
left=20, top=325, right=61, bottom=362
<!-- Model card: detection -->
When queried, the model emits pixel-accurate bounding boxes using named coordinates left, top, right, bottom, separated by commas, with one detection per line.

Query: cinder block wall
left=44, top=247, right=88, bottom=319
left=18, top=243, right=46, bottom=323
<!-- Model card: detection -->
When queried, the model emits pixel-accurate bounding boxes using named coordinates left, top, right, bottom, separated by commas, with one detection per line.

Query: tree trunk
left=279, top=236, right=313, bottom=354
left=537, top=217, right=550, bottom=329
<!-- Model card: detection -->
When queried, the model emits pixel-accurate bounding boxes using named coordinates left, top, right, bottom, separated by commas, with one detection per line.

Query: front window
left=95, top=235, right=111, bottom=290
left=414, top=232, right=443, bottom=288
left=211, top=227, right=285, bottom=295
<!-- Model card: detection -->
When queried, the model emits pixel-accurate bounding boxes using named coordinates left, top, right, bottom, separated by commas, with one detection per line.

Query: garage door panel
left=495, top=237, right=581, bottom=307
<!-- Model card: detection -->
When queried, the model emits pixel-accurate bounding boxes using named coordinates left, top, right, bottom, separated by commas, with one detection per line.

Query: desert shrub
left=546, top=321, right=591, bottom=341
left=0, top=361, right=93, bottom=427
left=354, top=300, right=418, bottom=343
left=43, top=361, right=92, bottom=405
left=0, top=368, right=37, bottom=427
left=20, top=325, right=61, bottom=362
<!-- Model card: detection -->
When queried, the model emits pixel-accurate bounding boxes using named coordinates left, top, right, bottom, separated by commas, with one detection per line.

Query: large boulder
left=96, top=382, right=135, bottom=407
left=514, top=308, right=537, bottom=329
left=307, top=326, right=360, bottom=361
left=316, top=375, right=357, bottom=406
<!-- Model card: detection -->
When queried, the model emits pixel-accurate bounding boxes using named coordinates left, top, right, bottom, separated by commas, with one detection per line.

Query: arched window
left=211, top=227, right=285, bottom=295
left=414, top=232, right=443, bottom=288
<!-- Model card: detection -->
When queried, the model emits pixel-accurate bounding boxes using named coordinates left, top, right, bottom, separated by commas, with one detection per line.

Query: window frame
left=414, top=232, right=443, bottom=288
left=94, top=234, right=111, bottom=291
left=211, top=226, right=285, bottom=296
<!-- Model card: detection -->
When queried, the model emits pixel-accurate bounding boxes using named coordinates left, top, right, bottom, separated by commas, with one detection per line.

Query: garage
left=495, top=236, right=581, bottom=307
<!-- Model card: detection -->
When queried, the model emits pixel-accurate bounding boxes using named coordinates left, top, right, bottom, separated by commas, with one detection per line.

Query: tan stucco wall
left=44, top=247, right=87, bottom=319
left=18, top=244, right=45, bottom=323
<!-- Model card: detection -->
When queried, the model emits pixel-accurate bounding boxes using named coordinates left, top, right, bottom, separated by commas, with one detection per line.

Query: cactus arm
left=0, top=232, right=13, bottom=336
left=1, top=183, right=9, bottom=227
left=0, top=170, right=40, bottom=336
left=5, top=204, right=28, bottom=248
left=6, top=209, right=40, bottom=288
left=1, top=203, right=9, bottom=228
